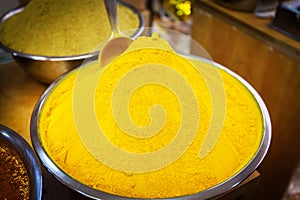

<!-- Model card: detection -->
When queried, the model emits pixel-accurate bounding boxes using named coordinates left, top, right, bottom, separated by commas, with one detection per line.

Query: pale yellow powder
left=0, top=0, right=140, bottom=56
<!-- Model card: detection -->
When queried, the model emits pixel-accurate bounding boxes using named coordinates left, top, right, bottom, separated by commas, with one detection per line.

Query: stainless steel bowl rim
left=0, top=123, right=43, bottom=200
left=0, top=0, right=145, bottom=61
left=30, top=55, right=271, bottom=200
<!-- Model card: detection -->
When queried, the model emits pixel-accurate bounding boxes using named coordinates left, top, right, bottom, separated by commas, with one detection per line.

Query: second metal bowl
left=0, top=1, right=144, bottom=84
left=0, top=124, right=42, bottom=200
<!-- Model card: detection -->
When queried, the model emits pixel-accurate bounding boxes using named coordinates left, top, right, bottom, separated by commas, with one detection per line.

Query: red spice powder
left=0, top=139, right=30, bottom=200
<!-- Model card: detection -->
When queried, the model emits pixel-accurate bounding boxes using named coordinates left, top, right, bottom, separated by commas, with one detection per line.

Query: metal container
left=214, top=0, right=260, bottom=12
left=0, top=124, right=42, bottom=200
left=0, top=2, right=144, bottom=84
left=30, top=55, right=271, bottom=200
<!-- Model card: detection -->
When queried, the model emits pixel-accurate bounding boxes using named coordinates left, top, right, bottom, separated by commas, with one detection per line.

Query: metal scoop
left=99, top=0, right=133, bottom=67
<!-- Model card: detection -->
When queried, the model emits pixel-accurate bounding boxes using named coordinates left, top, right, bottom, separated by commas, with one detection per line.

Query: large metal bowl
left=30, top=54, right=271, bottom=200
left=0, top=1, right=144, bottom=84
left=0, top=124, right=42, bottom=200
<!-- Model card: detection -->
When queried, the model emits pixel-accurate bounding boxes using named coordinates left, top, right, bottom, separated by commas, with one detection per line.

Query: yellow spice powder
left=38, top=36, right=263, bottom=198
left=0, top=0, right=139, bottom=56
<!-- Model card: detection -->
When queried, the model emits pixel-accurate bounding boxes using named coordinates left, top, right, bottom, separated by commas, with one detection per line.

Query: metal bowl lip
left=0, top=0, right=144, bottom=62
left=30, top=55, right=271, bottom=200
left=0, top=123, right=43, bottom=200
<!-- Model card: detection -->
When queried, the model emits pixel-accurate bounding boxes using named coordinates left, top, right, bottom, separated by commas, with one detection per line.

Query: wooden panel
left=191, top=6, right=300, bottom=200
left=192, top=0, right=300, bottom=62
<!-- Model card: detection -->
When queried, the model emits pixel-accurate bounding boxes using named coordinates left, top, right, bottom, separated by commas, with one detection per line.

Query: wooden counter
left=191, top=1, right=300, bottom=200
left=0, top=62, right=46, bottom=144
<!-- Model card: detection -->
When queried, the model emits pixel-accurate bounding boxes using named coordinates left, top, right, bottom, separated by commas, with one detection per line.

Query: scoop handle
left=103, top=0, right=119, bottom=35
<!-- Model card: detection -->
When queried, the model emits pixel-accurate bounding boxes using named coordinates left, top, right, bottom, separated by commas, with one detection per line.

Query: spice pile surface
left=0, top=0, right=139, bottom=56
left=37, top=35, right=264, bottom=198
left=0, top=139, right=30, bottom=200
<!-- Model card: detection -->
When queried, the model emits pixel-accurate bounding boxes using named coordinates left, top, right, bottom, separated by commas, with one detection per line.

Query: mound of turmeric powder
left=0, top=0, right=140, bottom=56
left=37, top=35, right=264, bottom=198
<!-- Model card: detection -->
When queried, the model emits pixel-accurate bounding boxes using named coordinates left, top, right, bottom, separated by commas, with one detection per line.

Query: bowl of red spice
left=0, top=124, right=42, bottom=200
